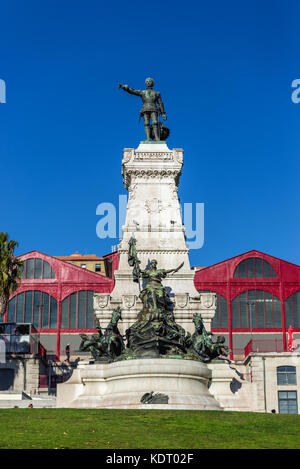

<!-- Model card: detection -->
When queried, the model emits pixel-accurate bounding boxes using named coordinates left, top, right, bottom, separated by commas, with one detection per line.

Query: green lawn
left=0, top=409, right=299, bottom=449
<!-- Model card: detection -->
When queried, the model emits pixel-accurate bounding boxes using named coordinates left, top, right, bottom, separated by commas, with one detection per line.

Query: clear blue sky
left=1, top=0, right=299, bottom=267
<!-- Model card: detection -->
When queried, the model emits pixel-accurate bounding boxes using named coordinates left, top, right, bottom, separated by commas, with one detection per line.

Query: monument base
left=56, top=358, right=222, bottom=410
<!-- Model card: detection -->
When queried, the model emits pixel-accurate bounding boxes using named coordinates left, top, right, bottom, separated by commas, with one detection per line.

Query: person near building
left=65, top=344, right=70, bottom=362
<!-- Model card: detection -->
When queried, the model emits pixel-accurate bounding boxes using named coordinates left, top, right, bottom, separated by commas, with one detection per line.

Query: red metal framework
left=3, top=250, right=116, bottom=360
left=195, top=250, right=300, bottom=358
left=4, top=249, right=300, bottom=361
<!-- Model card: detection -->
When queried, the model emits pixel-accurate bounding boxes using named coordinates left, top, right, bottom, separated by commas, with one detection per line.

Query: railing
left=244, top=338, right=284, bottom=358
left=244, top=340, right=252, bottom=358
left=231, top=348, right=245, bottom=361
left=39, top=343, right=47, bottom=361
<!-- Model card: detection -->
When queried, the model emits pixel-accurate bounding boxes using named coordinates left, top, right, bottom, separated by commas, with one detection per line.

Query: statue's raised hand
left=162, top=113, right=167, bottom=121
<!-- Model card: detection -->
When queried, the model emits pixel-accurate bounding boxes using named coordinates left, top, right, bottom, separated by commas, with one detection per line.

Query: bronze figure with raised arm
left=119, top=77, right=167, bottom=141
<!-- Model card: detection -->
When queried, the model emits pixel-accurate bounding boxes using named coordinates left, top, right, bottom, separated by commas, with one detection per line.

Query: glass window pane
left=247, top=258, right=254, bottom=278
left=43, top=261, right=51, bottom=279
left=287, top=373, right=297, bottom=385
left=279, top=401, right=288, bottom=413
left=240, top=292, right=248, bottom=328
left=212, top=293, right=220, bottom=328
left=238, top=260, right=246, bottom=278
left=16, top=293, right=24, bottom=323
left=220, top=295, right=228, bottom=328
left=294, top=292, right=300, bottom=328
left=288, top=402, right=298, bottom=414
left=273, top=297, right=282, bottom=328
left=41, top=293, right=50, bottom=328
left=33, top=291, right=41, bottom=328
left=277, top=373, right=286, bottom=385
left=78, top=291, right=86, bottom=329
left=26, top=259, right=34, bottom=279
left=263, top=260, right=271, bottom=278
left=61, top=297, right=69, bottom=329
left=248, top=290, right=256, bottom=329
left=256, top=290, right=265, bottom=328
left=285, top=296, right=293, bottom=328
left=233, top=266, right=239, bottom=278
left=49, top=296, right=57, bottom=328
left=24, top=291, right=33, bottom=323
left=69, top=293, right=77, bottom=329
left=255, top=258, right=263, bottom=278
left=34, top=259, right=42, bottom=279
left=265, top=291, right=273, bottom=328
left=271, top=266, right=277, bottom=278
left=51, top=267, right=55, bottom=279
left=86, top=291, right=94, bottom=328
left=232, top=297, right=240, bottom=328
left=7, top=297, right=16, bottom=322
left=20, top=263, right=25, bottom=279
left=286, top=366, right=296, bottom=372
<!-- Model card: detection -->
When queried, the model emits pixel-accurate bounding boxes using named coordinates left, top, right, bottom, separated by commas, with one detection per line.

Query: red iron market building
left=3, top=249, right=300, bottom=361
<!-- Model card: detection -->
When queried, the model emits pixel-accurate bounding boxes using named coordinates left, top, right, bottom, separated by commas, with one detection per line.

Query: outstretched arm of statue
left=118, top=84, right=142, bottom=96
left=164, top=262, right=184, bottom=275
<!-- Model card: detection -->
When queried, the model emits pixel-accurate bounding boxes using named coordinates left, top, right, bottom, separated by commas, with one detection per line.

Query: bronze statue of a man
left=119, top=77, right=167, bottom=141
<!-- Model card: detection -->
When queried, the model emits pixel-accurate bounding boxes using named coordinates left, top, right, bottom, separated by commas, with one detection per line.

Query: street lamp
left=240, top=296, right=273, bottom=352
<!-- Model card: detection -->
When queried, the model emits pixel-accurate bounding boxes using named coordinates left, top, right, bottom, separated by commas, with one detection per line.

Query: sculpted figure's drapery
left=123, top=235, right=231, bottom=360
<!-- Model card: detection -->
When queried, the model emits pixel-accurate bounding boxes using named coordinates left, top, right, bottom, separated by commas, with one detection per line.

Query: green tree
left=0, top=232, right=23, bottom=317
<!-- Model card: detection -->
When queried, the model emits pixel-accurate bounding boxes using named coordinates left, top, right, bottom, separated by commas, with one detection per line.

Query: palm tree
left=0, top=232, right=23, bottom=317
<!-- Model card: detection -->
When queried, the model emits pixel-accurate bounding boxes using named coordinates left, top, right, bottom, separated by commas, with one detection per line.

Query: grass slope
left=0, top=409, right=299, bottom=449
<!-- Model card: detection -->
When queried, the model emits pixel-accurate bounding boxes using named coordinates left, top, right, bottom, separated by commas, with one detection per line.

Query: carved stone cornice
left=123, top=168, right=181, bottom=190
left=122, top=146, right=183, bottom=190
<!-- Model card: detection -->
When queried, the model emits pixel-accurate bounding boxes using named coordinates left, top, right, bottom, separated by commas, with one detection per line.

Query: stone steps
left=0, top=392, right=56, bottom=408
left=0, top=399, right=56, bottom=408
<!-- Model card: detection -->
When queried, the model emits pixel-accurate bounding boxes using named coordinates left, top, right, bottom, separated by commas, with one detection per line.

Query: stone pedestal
left=56, top=358, right=222, bottom=410
left=94, top=143, right=216, bottom=334
left=207, top=361, right=256, bottom=411
left=57, top=142, right=220, bottom=410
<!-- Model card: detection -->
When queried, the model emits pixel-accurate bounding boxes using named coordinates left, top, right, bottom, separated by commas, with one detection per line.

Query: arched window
left=198, top=290, right=228, bottom=329
left=277, top=366, right=297, bottom=385
left=232, top=290, right=282, bottom=329
left=7, top=291, right=57, bottom=329
left=233, top=258, right=276, bottom=279
left=61, top=290, right=95, bottom=330
left=21, top=258, right=55, bottom=279
left=285, top=291, right=300, bottom=328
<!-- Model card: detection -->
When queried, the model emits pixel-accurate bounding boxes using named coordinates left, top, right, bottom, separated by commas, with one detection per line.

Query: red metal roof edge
left=17, top=250, right=113, bottom=283
left=54, top=255, right=105, bottom=261
left=194, top=249, right=300, bottom=272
